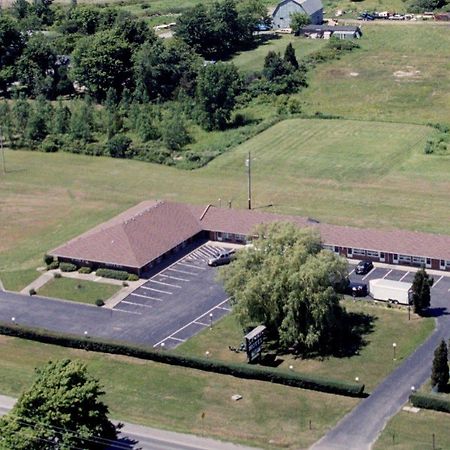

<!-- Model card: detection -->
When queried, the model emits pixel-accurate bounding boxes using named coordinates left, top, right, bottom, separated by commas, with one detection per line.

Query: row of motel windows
left=322, top=245, right=450, bottom=269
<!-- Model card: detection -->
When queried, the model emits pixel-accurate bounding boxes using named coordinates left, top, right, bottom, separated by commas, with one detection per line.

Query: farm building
left=49, top=200, right=450, bottom=276
left=297, top=24, right=362, bottom=39
left=272, top=0, right=324, bottom=28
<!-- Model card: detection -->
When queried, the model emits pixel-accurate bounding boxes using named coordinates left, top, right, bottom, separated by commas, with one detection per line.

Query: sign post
left=244, top=325, right=266, bottom=363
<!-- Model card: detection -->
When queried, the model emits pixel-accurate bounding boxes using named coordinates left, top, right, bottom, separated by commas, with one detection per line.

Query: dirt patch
left=349, top=72, right=359, bottom=77
left=393, top=69, right=421, bottom=79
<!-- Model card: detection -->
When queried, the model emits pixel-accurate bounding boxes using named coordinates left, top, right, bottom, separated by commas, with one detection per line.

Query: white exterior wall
left=273, top=1, right=304, bottom=29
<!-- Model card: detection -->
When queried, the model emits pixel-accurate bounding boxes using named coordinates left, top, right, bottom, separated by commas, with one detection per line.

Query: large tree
left=71, top=29, right=132, bottom=100
left=0, top=15, right=24, bottom=91
left=220, top=223, right=349, bottom=354
left=431, top=340, right=449, bottom=392
left=0, top=359, right=117, bottom=449
left=196, top=62, right=241, bottom=131
left=411, top=267, right=433, bottom=314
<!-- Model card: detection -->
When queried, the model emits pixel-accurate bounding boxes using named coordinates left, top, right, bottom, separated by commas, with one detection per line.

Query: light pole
left=161, top=342, right=165, bottom=350
left=205, top=351, right=210, bottom=358
left=209, top=313, right=213, bottom=329
left=11, top=317, right=15, bottom=325
left=355, top=377, right=359, bottom=383
left=392, top=342, right=397, bottom=361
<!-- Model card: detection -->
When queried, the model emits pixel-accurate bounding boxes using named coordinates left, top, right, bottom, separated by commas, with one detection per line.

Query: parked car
left=355, top=260, right=374, bottom=275
left=358, top=12, right=375, bottom=20
left=208, top=249, right=235, bottom=267
left=346, top=281, right=368, bottom=297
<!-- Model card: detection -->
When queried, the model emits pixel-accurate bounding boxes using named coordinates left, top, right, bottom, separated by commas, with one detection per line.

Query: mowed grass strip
left=374, top=409, right=450, bottom=450
left=300, top=23, right=450, bottom=124
left=0, top=335, right=358, bottom=449
left=0, top=269, right=40, bottom=292
left=1, top=117, right=448, bottom=285
left=177, top=300, right=435, bottom=391
left=37, top=278, right=120, bottom=305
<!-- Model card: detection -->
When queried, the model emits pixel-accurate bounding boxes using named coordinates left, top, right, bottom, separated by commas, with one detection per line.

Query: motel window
left=412, top=257, right=426, bottom=265
left=347, top=248, right=353, bottom=256
left=323, top=245, right=334, bottom=252
left=399, top=255, right=412, bottom=263
left=366, top=250, right=380, bottom=258
left=380, top=252, right=385, bottom=259
left=353, top=249, right=366, bottom=256
left=440, top=260, right=445, bottom=269
left=334, top=246, right=340, bottom=253
left=446, top=260, right=450, bottom=268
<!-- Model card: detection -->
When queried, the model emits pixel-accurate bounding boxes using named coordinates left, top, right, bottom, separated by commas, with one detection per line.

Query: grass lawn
left=37, top=278, right=120, bottom=304
left=178, top=300, right=435, bottom=391
left=0, top=335, right=358, bottom=449
left=374, top=409, right=450, bottom=450
left=0, top=268, right=40, bottom=292
left=232, top=34, right=326, bottom=73
left=300, top=23, right=450, bottom=125
left=2, top=117, right=448, bottom=285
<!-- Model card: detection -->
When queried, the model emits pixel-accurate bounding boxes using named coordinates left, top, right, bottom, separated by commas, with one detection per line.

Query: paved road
left=311, top=272, right=450, bottom=450
left=0, top=395, right=256, bottom=450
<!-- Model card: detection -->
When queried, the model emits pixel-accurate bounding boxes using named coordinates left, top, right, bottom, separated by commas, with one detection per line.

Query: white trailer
left=369, top=278, right=412, bottom=305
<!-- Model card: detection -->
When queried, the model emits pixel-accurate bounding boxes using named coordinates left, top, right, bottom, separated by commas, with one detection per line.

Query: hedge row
left=410, top=393, right=450, bottom=413
left=0, top=322, right=365, bottom=398
left=96, top=268, right=130, bottom=281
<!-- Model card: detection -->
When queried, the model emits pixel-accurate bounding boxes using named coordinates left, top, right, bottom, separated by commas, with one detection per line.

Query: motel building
left=49, top=200, right=450, bottom=276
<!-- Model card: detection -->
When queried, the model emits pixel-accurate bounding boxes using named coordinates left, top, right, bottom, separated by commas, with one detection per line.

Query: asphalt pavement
left=311, top=269, right=450, bottom=450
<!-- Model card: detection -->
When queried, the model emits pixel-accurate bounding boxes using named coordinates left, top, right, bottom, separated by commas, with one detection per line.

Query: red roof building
left=50, top=200, right=450, bottom=274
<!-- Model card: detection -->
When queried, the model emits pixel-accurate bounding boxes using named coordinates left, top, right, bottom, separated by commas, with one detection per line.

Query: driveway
left=311, top=270, right=450, bottom=450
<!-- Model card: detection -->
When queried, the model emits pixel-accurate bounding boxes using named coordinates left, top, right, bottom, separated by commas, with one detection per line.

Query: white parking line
left=131, top=293, right=163, bottom=301
left=349, top=268, right=355, bottom=276
left=113, top=308, right=142, bottom=316
left=177, top=262, right=206, bottom=270
left=432, top=276, right=443, bottom=289
left=153, top=297, right=231, bottom=348
left=399, top=272, right=409, bottom=281
left=121, top=301, right=153, bottom=309
left=383, top=269, right=393, bottom=279
left=216, top=306, right=231, bottom=311
left=362, top=268, right=376, bottom=281
left=194, top=321, right=209, bottom=327
left=167, top=336, right=186, bottom=343
left=167, top=267, right=198, bottom=275
left=149, top=280, right=181, bottom=289
left=141, top=286, right=173, bottom=295
left=159, top=274, right=189, bottom=282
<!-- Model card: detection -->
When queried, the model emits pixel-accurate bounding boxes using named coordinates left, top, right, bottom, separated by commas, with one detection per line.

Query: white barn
left=272, top=0, right=324, bottom=28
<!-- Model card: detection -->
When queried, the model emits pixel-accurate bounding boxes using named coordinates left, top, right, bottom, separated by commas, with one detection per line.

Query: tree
left=106, top=134, right=132, bottom=158
left=284, top=43, right=299, bottom=70
left=219, top=223, right=349, bottom=354
left=70, top=97, right=93, bottom=142
left=411, top=268, right=433, bottom=314
left=0, top=15, right=24, bottom=91
left=0, top=359, right=117, bottom=449
left=53, top=98, right=71, bottom=134
left=196, top=62, right=241, bottom=131
left=162, top=113, right=191, bottom=151
left=431, top=340, right=449, bottom=392
left=263, top=51, right=291, bottom=81
left=290, top=12, right=310, bottom=33
left=26, top=96, right=53, bottom=146
left=409, top=0, right=448, bottom=12
left=11, top=0, right=29, bottom=20
left=71, top=29, right=132, bottom=100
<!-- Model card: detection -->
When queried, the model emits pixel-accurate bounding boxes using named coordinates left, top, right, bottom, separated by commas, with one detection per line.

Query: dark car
left=355, top=260, right=374, bottom=275
left=207, top=249, right=235, bottom=267
left=346, top=281, right=368, bottom=297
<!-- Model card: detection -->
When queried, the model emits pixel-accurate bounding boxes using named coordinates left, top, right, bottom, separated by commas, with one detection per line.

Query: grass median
left=0, top=335, right=358, bottom=449
left=177, top=299, right=435, bottom=391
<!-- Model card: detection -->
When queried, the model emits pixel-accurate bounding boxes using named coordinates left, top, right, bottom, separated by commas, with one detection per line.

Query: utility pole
left=0, top=126, right=5, bottom=175
left=247, top=151, right=252, bottom=210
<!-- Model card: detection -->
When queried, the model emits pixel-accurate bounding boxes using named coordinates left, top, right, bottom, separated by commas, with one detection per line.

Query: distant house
left=297, top=24, right=362, bottom=39
left=272, top=0, right=324, bottom=28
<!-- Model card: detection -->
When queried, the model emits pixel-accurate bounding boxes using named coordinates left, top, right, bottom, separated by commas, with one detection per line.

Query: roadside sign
left=244, top=325, right=266, bottom=362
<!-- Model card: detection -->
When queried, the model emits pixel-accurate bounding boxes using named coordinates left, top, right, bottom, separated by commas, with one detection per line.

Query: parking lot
left=348, top=263, right=450, bottom=308
left=114, top=243, right=235, bottom=349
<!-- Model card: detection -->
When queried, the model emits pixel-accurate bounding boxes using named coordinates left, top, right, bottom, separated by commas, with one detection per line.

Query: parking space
left=113, top=244, right=234, bottom=347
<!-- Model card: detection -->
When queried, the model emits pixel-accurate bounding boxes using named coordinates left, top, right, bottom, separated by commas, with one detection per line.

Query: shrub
left=95, top=299, right=105, bottom=307
left=0, top=322, right=365, bottom=398
left=46, top=261, right=59, bottom=270
left=39, top=135, right=61, bottom=153
left=78, top=267, right=92, bottom=274
left=106, top=134, right=133, bottom=158
left=96, top=268, right=129, bottom=280
left=53, top=272, right=62, bottom=279
left=122, top=281, right=129, bottom=287
left=127, top=274, right=139, bottom=282
left=410, top=393, right=450, bottom=413
left=43, top=254, right=54, bottom=265
left=29, top=288, right=36, bottom=296
left=59, top=262, right=77, bottom=272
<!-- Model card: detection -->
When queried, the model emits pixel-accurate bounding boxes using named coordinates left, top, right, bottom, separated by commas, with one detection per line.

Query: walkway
left=311, top=276, right=450, bottom=450
left=0, top=394, right=257, bottom=450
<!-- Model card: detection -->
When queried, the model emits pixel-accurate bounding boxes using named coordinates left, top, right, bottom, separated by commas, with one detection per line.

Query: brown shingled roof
left=50, top=201, right=450, bottom=269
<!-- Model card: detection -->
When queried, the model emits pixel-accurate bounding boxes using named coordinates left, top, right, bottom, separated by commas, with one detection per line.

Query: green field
left=374, top=409, right=450, bottom=450
left=1, top=117, right=448, bottom=289
left=178, top=300, right=435, bottom=391
left=37, top=278, right=120, bottom=304
left=0, top=335, right=358, bottom=449
left=300, top=23, right=450, bottom=124
left=232, top=34, right=326, bottom=73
